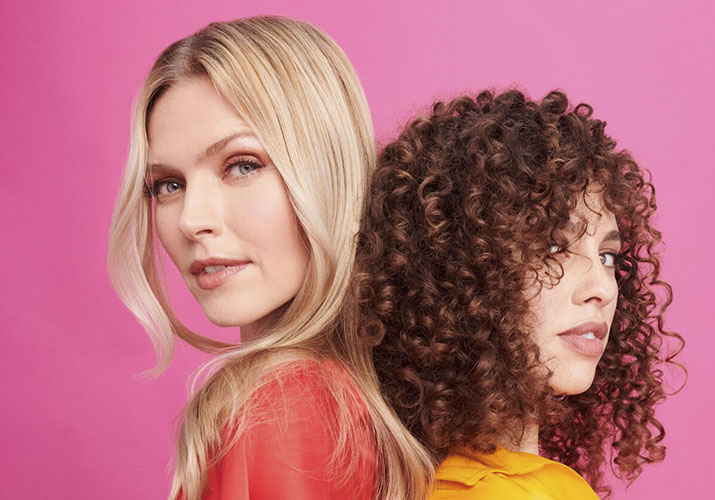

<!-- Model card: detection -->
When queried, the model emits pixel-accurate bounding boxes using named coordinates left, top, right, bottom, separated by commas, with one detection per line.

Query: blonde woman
left=108, top=17, right=431, bottom=500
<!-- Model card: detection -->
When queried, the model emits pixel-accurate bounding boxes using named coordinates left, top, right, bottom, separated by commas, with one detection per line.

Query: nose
left=177, top=179, right=224, bottom=240
left=571, top=253, right=618, bottom=308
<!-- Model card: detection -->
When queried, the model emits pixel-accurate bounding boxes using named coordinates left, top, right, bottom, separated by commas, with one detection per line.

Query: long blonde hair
left=108, top=16, right=433, bottom=499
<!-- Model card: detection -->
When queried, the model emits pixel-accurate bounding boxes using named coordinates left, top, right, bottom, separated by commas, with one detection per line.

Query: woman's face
left=528, top=190, right=621, bottom=395
left=146, top=77, right=309, bottom=339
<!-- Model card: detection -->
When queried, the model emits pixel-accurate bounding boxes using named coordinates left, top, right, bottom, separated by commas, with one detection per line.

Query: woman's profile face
left=528, top=190, right=621, bottom=395
left=146, top=77, right=309, bottom=338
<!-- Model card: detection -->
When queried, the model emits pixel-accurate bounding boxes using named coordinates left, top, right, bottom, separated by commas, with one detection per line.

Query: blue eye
left=226, top=158, right=263, bottom=178
left=600, top=252, right=617, bottom=267
left=153, top=179, right=184, bottom=197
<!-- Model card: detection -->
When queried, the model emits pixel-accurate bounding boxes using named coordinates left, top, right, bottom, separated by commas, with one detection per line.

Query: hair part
left=108, top=16, right=432, bottom=500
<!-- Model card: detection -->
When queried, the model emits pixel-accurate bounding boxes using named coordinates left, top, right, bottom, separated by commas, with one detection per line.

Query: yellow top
left=430, top=446, right=600, bottom=499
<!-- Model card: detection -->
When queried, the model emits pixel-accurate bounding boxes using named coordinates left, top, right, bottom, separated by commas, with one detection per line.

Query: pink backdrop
left=1, top=0, right=712, bottom=498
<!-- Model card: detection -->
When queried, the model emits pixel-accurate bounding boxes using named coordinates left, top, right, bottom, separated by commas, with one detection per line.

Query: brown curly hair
left=355, top=89, right=684, bottom=497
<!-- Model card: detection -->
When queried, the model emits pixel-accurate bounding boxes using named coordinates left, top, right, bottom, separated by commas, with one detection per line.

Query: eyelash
left=548, top=245, right=620, bottom=268
left=224, top=157, right=263, bottom=180
left=146, top=157, right=264, bottom=199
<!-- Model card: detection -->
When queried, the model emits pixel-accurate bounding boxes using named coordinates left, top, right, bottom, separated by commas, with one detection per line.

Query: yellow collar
left=435, top=446, right=576, bottom=486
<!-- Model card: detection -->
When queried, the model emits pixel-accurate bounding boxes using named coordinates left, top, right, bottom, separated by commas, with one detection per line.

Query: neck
left=500, top=423, right=539, bottom=455
left=519, top=423, right=540, bottom=454
left=240, top=305, right=290, bottom=344
left=239, top=324, right=258, bottom=343
left=239, top=314, right=274, bottom=344
left=239, top=318, right=266, bottom=343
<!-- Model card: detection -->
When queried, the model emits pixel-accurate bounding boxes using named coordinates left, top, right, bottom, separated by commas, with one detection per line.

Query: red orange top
left=198, top=360, right=377, bottom=499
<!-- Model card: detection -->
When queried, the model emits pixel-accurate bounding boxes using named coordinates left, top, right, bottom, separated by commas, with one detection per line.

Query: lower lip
left=194, top=264, right=249, bottom=290
left=558, top=334, right=605, bottom=357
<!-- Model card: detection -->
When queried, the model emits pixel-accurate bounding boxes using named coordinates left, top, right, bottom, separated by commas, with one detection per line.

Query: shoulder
left=259, top=358, right=352, bottom=396
left=202, top=358, right=376, bottom=499
left=430, top=447, right=600, bottom=500
left=247, top=359, right=374, bottom=471
left=248, top=358, right=368, bottom=426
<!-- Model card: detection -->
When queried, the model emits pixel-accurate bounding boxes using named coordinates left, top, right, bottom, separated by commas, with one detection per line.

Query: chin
left=205, top=314, right=243, bottom=328
left=549, top=365, right=599, bottom=395
left=199, top=303, right=254, bottom=328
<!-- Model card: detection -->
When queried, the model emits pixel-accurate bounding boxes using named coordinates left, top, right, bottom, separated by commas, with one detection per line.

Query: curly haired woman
left=356, top=89, right=684, bottom=498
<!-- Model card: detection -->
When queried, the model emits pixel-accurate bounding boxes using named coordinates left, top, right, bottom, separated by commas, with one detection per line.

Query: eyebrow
left=602, top=230, right=622, bottom=244
left=198, top=131, right=254, bottom=161
left=562, top=221, right=622, bottom=244
left=146, top=131, right=256, bottom=176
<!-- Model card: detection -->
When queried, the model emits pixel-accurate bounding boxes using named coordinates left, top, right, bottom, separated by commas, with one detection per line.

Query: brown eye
left=600, top=252, right=617, bottom=268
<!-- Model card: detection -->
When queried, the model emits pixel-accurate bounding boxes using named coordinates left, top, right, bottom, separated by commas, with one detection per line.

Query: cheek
left=527, top=281, right=569, bottom=354
left=153, top=206, right=182, bottom=261
left=606, top=296, right=618, bottom=324
left=528, top=285, right=558, bottom=333
left=226, top=179, right=308, bottom=268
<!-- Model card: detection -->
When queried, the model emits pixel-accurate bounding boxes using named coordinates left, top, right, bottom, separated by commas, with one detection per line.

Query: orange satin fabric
left=194, top=360, right=376, bottom=500
left=431, top=446, right=600, bottom=499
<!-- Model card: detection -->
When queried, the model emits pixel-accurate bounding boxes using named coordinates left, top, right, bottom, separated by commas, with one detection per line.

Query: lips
left=190, top=257, right=251, bottom=290
left=557, top=320, right=608, bottom=357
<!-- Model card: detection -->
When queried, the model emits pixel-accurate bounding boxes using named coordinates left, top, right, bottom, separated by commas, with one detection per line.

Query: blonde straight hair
left=108, top=16, right=433, bottom=500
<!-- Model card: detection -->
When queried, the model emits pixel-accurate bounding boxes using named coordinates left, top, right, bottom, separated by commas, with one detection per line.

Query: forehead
left=566, top=189, right=618, bottom=235
left=146, top=77, right=252, bottom=163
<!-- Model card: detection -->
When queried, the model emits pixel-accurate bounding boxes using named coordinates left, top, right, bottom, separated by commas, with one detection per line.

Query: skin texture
left=529, top=190, right=621, bottom=396
left=146, top=77, right=309, bottom=339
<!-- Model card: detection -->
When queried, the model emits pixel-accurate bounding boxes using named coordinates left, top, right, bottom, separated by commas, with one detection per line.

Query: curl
left=357, top=89, right=685, bottom=497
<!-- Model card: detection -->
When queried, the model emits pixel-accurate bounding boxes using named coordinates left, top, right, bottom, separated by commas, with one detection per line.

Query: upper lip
left=557, top=320, right=608, bottom=340
left=189, top=257, right=251, bottom=275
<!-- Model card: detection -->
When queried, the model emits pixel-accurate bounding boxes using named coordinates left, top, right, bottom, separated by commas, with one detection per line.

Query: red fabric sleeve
left=200, top=361, right=377, bottom=500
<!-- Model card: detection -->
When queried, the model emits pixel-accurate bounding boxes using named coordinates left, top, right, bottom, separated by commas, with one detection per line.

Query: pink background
left=1, top=0, right=712, bottom=498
